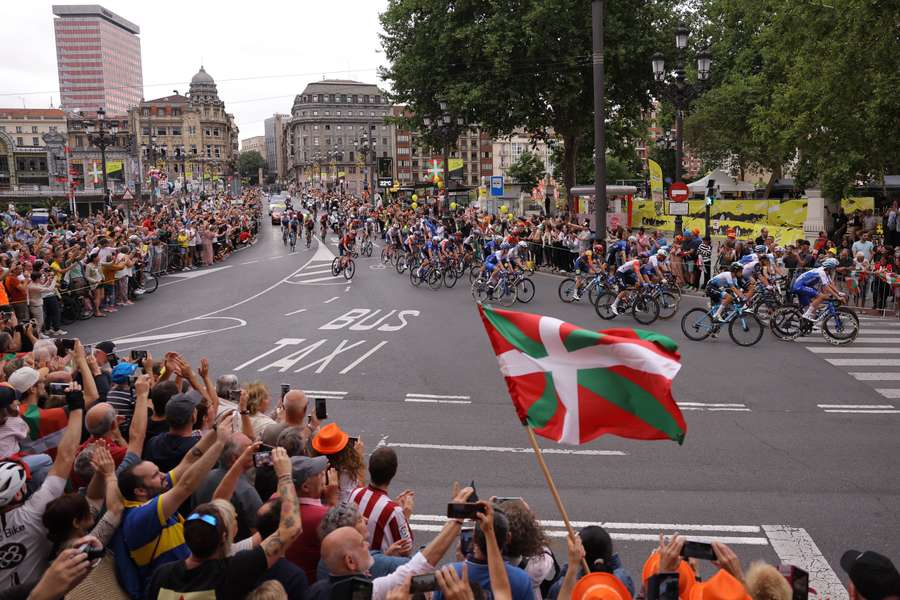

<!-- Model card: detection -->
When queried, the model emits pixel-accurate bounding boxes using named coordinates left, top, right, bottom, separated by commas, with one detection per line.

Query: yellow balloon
left=499, top=205, right=508, bottom=213
left=411, top=202, right=418, bottom=210
left=450, top=202, right=458, bottom=210
left=411, top=194, right=418, bottom=202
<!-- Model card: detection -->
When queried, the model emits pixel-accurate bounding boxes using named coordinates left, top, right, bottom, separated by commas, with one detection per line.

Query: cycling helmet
left=585, top=250, right=593, bottom=257
left=627, top=236, right=637, bottom=243
left=730, top=261, right=743, bottom=271
left=639, top=252, right=650, bottom=260
left=657, top=248, right=668, bottom=257
left=0, top=461, right=28, bottom=507
left=822, top=257, right=839, bottom=269
left=754, top=245, right=767, bottom=254
left=500, top=242, right=512, bottom=250
left=774, top=246, right=785, bottom=253
left=518, top=241, right=528, bottom=248
left=367, top=218, right=374, bottom=223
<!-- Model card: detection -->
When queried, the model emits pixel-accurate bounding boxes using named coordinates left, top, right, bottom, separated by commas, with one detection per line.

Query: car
left=270, top=202, right=286, bottom=225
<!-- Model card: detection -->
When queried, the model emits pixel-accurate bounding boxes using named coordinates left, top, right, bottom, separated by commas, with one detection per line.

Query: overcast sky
left=0, top=1, right=389, bottom=139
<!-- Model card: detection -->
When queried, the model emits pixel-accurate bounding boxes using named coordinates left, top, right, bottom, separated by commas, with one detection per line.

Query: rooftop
left=0, top=108, right=66, bottom=119
left=52, top=4, right=140, bottom=35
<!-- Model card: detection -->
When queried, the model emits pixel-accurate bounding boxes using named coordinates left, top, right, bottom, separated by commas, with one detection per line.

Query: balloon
left=450, top=202, right=458, bottom=210
left=411, top=202, right=418, bottom=210
left=412, top=194, right=418, bottom=202
left=499, top=205, right=508, bottom=213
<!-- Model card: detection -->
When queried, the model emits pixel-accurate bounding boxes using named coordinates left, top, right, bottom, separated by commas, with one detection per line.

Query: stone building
left=264, top=113, right=289, bottom=180
left=241, top=135, right=266, bottom=156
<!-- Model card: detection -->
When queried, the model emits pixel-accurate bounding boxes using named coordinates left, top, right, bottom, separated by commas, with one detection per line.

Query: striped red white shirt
left=349, top=485, right=413, bottom=552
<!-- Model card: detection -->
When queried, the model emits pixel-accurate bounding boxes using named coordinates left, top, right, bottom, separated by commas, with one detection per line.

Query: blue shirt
left=434, top=560, right=532, bottom=600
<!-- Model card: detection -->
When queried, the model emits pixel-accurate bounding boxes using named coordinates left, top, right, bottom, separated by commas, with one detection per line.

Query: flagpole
left=524, top=424, right=591, bottom=574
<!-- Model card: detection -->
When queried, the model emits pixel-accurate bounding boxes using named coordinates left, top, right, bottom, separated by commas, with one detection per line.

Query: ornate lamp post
left=421, top=100, right=465, bottom=212
left=86, top=106, right=118, bottom=206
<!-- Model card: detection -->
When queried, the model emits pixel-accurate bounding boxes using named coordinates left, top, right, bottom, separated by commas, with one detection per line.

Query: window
left=382, top=137, right=388, bottom=146
left=213, top=128, right=219, bottom=136
left=364, top=95, right=370, bottom=103
left=349, top=166, right=356, bottom=174
left=324, top=111, right=330, bottom=116
left=314, top=137, right=319, bottom=145
left=482, top=152, right=490, bottom=158
left=314, top=125, right=319, bottom=131
left=171, top=127, right=181, bottom=136
left=336, top=111, right=341, bottom=117
left=302, top=137, right=308, bottom=146
left=189, top=126, right=196, bottom=135
left=313, top=111, right=318, bottom=116
left=15, top=126, right=22, bottom=134
left=397, top=147, right=410, bottom=155
left=341, top=94, right=347, bottom=103
left=330, top=94, right=336, bottom=102
left=157, top=127, right=167, bottom=136
left=206, top=144, right=211, bottom=157
left=349, top=151, right=355, bottom=162
left=301, top=111, right=307, bottom=117
left=205, top=128, right=211, bottom=136
left=471, top=152, right=477, bottom=160
left=352, top=95, right=358, bottom=103
left=31, top=126, right=38, bottom=133
left=142, top=108, right=149, bottom=117
left=325, top=125, right=331, bottom=131
left=190, top=144, right=197, bottom=154
left=75, top=136, right=84, bottom=148
left=337, top=137, right=343, bottom=145
left=336, top=125, right=342, bottom=130
left=215, top=146, right=221, bottom=158
left=375, top=95, right=381, bottom=104
left=32, top=137, right=39, bottom=146
left=172, top=108, right=180, bottom=117
left=16, top=137, right=23, bottom=145
left=325, top=138, right=331, bottom=145
left=370, top=112, right=375, bottom=117
left=49, top=126, right=57, bottom=132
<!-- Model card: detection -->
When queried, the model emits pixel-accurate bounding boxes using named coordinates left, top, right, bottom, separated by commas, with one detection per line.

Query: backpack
left=519, top=549, right=562, bottom=598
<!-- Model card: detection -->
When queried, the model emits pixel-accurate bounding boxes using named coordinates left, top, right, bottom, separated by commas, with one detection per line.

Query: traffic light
left=705, top=178, right=717, bottom=206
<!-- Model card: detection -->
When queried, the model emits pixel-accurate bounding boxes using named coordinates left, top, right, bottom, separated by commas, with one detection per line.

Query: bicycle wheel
left=752, top=300, right=779, bottom=327
left=681, top=307, right=715, bottom=341
left=517, top=278, right=535, bottom=303
left=443, top=267, right=459, bottom=288
left=770, top=306, right=802, bottom=341
left=588, top=283, right=603, bottom=306
left=396, top=255, right=408, bottom=274
left=632, top=295, right=660, bottom=325
left=331, top=257, right=341, bottom=276
left=410, top=266, right=423, bottom=287
left=558, top=278, right=577, bottom=303
left=363, top=241, right=373, bottom=257
left=822, top=307, right=859, bottom=345
left=142, top=271, right=158, bottom=294
left=343, top=260, right=355, bottom=280
left=428, top=268, right=443, bottom=290
left=381, top=247, right=391, bottom=264
left=493, top=281, right=518, bottom=306
left=471, top=279, right=489, bottom=302
left=729, top=312, right=764, bottom=346
left=657, top=291, right=679, bottom=320
left=594, top=291, right=617, bottom=320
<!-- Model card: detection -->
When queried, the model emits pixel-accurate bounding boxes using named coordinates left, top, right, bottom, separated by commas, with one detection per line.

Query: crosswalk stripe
left=826, top=359, right=900, bottom=366
left=818, top=404, right=895, bottom=409
left=294, top=269, right=334, bottom=277
left=384, top=441, right=626, bottom=456
left=298, top=275, right=344, bottom=283
left=874, top=389, right=900, bottom=398
left=807, top=347, right=900, bottom=354
left=823, top=409, right=900, bottom=414
left=849, top=372, right=900, bottom=380
left=802, top=337, right=900, bottom=344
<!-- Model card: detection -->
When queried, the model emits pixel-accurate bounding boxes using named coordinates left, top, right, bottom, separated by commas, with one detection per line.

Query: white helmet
left=822, top=257, right=839, bottom=269
left=628, top=236, right=637, bottom=243
left=656, top=248, right=668, bottom=257
left=0, top=461, right=28, bottom=507
left=518, top=241, right=528, bottom=248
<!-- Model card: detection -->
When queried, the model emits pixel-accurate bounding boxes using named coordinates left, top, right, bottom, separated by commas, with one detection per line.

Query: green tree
left=506, top=151, right=546, bottom=195
left=379, top=0, right=672, bottom=201
left=238, top=151, right=267, bottom=183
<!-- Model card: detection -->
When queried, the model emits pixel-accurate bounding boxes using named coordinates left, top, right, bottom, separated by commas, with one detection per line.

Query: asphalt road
left=64, top=213, right=900, bottom=598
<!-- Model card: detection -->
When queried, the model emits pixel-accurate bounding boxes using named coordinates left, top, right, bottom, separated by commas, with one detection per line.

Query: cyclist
left=319, top=213, right=328, bottom=239
left=288, top=212, right=301, bottom=249
left=791, top=257, right=845, bottom=321
left=606, top=238, right=629, bottom=271
left=483, top=244, right=509, bottom=286
left=338, top=230, right=356, bottom=270
left=646, top=248, right=670, bottom=283
left=280, top=213, right=290, bottom=245
left=707, top=262, right=747, bottom=321
left=364, top=217, right=376, bottom=243
left=417, top=236, right=439, bottom=278
left=386, top=223, right=402, bottom=258
left=505, top=240, right=528, bottom=272
left=304, top=213, right=315, bottom=246
left=440, top=234, right=460, bottom=265
left=572, top=249, right=597, bottom=301
left=610, top=253, right=651, bottom=316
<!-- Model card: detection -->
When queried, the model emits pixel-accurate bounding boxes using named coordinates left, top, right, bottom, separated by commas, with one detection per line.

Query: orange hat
left=311, top=423, right=349, bottom=455
left=692, top=228, right=700, bottom=235
left=572, top=573, right=633, bottom=600
left=688, top=570, right=751, bottom=600
left=726, top=228, right=736, bottom=239
left=642, top=551, right=696, bottom=598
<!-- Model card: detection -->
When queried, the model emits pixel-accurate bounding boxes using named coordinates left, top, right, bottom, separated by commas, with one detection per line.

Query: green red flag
left=477, top=304, right=686, bottom=445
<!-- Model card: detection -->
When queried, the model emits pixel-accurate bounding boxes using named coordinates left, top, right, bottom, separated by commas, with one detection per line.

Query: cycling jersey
left=289, top=219, right=300, bottom=232
left=616, top=259, right=640, bottom=274
left=606, top=240, right=627, bottom=265
left=708, top=271, right=740, bottom=289
left=793, top=267, right=830, bottom=290
left=615, top=259, right=640, bottom=286
left=741, top=260, right=760, bottom=280
left=573, top=254, right=593, bottom=273
left=648, top=255, right=666, bottom=271
left=738, top=253, right=758, bottom=265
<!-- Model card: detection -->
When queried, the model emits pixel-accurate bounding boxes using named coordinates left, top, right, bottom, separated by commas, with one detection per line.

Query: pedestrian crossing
left=283, top=237, right=348, bottom=286
left=803, top=317, right=900, bottom=404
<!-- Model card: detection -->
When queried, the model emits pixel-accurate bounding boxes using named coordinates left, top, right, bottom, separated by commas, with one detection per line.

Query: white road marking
left=818, top=404, right=895, bottom=409
left=836, top=328, right=900, bottom=334
left=407, top=393, right=472, bottom=400
left=763, top=525, right=847, bottom=600
left=339, top=340, right=389, bottom=374
left=802, top=337, right=900, bottom=343
left=849, top=372, right=900, bottom=380
left=826, top=359, right=900, bottom=366
left=874, top=388, right=900, bottom=398
left=808, top=347, right=900, bottom=353
left=409, top=524, right=768, bottom=542
left=323, top=296, right=340, bottom=304
left=114, top=317, right=247, bottom=352
left=301, top=390, right=347, bottom=395
left=823, top=409, right=900, bottom=413
left=294, top=269, right=334, bottom=277
left=165, top=265, right=233, bottom=279
left=288, top=275, right=345, bottom=284
left=677, top=402, right=749, bottom=412
left=268, top=255, right=285, bottom=260
left=345, top=285, right=352, bottom=292
left=405, top=398, right=472, bottom=404
left=284, top=308, right=308, bottom=316
left=241, top=260, right=259, bottom=265
left=384, top=442, right=626, bottom=456
left=113, top=330, right=211, bottom=345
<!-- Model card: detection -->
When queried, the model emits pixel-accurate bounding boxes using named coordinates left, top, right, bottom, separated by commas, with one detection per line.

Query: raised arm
left=48, top=384, right=85, bottom=478
left=259, top=447, right=302, bottom=567
left=557, top=534, right=586, bottom=600
left=213, top=441, right=259, bottom=502
left=420, top=485, right=473, bottom=566
left=126, top=374, right=152, bottom=456
left=159, top=414, right=232, bottom=519
left=72, top=340, right=99, bottom=407
left=475, top=502, right=511, bottom=600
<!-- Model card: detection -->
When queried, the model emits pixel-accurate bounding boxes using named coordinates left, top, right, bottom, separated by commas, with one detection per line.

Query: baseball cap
left=841, top=550, right=900, bottom=600
left=7, top=367, right=40, bottom=395
left=290, top=455, right=329, bottom=486
left=95, top=341, right=116, bottom=355
left=0, top=384, right=20, bottom=409
left=165, top=390, right=203, bottom=423
left=111, top=362, right=139, bottom=384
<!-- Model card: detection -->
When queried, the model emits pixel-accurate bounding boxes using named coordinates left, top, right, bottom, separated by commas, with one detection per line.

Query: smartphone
left=280, top=383, right=290, bottom=399
left=83, top=344, right=93, bottom=356
left=495, top=496, right=525, bottom=504
left=76, top=543, right=105, bottom=561
left=131, top=350, right=148, bottom=362
left=60, top=338, right=76, bottom=351
left=48, top=382, right=69, bottom=395
left=778, top=565, right=809, bottom=600
left=315, top=397, right=327, bottom=420
left=460, top=526, right=474, bottom=556
left=107, top=354, right=119, bottom=368
left=252, top=451, right=273, bottom=468
left=409, top=573, right=438, bottom=594
left=228, top=389, right=241, bottom=403
left=680, top=541, right=717, bottom=561
left=446, top=502, right=485, bottom=520
left=348, top=436, right=359, bottom=447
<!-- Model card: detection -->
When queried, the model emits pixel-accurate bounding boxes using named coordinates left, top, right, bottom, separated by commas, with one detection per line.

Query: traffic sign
left=669, top=182, right=689, bottom=202
left=490, top=176, right=504, bottom=197
left=121, top=189, right=133, bottom=200
left=668, top=201, right=689, bottom=216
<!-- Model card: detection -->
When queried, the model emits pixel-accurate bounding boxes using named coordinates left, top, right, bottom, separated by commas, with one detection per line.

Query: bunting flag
left=477, top=304, right=687, bottom=445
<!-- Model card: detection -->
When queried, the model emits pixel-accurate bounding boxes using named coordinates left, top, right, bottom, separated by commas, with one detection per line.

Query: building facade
left=286, top=80, right=395, bottom=195
left=0, top=109, right=66, bottom=190
left=127, top=66, right=239, bottom=192
left=52, top=4, right=143, bottom=115
left=264, top=113, right=289, bottom=180
left=65, top=110, right=133, bottom=195
left=492, top=132, right=554, bottom=182
left=636, top=101, right=702, bottom=180
left=241, top=135, right=266, bottom=156
left=0, top=109, right=67, bottom=149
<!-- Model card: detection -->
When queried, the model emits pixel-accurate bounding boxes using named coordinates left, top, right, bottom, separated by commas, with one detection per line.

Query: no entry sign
left=669, top=182, right=689, bottom=202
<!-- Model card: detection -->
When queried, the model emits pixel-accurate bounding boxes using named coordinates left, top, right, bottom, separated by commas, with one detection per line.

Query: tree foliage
left=506, top=151, right=546, bottom=194
left=238, top=151, right=267, bottom=182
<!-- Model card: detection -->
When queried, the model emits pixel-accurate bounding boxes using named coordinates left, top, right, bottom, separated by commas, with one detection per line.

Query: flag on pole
left=477, top=304, right=686, bottom=445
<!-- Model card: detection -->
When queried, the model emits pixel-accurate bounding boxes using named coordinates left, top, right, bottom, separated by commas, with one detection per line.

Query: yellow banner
left=648, top=159, right=663, bottom=204
left=338, top=171, right=346, bottom=178
left=449, top=158, right=464, bottom=172
left=106, top=160, right=123, bottom=175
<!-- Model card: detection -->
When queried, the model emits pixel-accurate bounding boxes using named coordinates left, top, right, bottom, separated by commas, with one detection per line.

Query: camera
left=446, top=502, right=485, bottom=520
left=409, top=573, right=438, bottom=594
left=131, top=350, right=148, bottom=362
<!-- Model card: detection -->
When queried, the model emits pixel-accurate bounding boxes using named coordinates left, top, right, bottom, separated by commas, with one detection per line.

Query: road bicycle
left=509, top=270, right=535, bottom=303
left=305, top=227, right=313, bottom=248
left=360, top=239, right=374, bottom=258
left=289, top=229, right=297, bottom=252
left=647, top=283, right=680, bottom=320
left=681, top=294, right=764, bottom=346
left=486, top=270, right=518, bottom=306
left=594, top=284, right=660, bottom=324
left=381, top=244, right=398, bottom=265
left=558, top=273, right=612, bottom=305
left=744, top=275, right=788, bottom=326
left=60, top=290, right=94, bottom=325
left=331, top=252, right=357, bottom=280
left=769, top=298, right=859, bottom=345
left=282, top=227, right=289, bottom=246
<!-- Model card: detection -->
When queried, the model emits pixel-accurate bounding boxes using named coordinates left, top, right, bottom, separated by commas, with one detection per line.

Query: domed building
left=127, top=65, right=240, bottom=194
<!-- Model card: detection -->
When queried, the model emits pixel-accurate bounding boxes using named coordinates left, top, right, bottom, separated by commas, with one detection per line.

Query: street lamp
left=651, top=25, right=712, bottom=236
left=353, top=130, right=377, bottom=196
left=86, top=106, right=118, bottom=207
left=174, top=147, right=188, bottom=193
left=420, top=100, right=465, bottom=213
